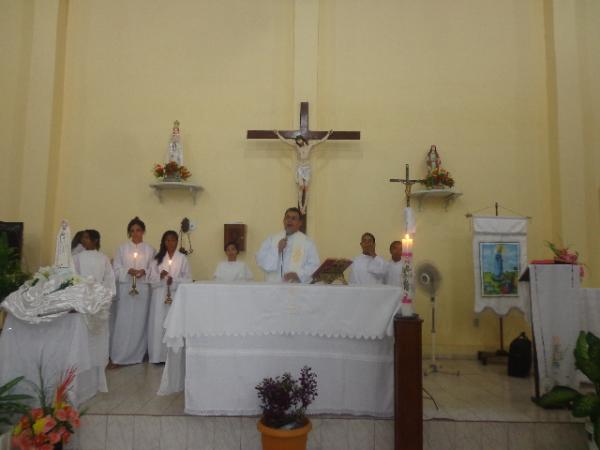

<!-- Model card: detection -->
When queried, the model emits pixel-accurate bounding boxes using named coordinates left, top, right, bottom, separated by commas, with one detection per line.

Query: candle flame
left=404, top=234, right=410, bottom=239
left=133, top=252, right=138, bottom=258
left=168, top=259, right=173, bottom=265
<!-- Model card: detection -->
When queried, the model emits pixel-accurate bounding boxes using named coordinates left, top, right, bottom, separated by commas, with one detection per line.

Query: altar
left=159, top=282, right=402, bottom=417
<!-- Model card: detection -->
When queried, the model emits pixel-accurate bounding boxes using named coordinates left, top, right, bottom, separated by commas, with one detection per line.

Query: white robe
left=72, top=249, right=115, bottom=374
left=213, top=261, right=253, bottom=282
left=73, top=249, right=116, bottom=295
left=348, top=254, right=387, bottom=285
left=255, top=231, right=320, bottom=283
left=384, top=260, right=404, bottom=287
left=110, top=241, right=155, bottom=365
left=148, top=251, right=192, bottom=363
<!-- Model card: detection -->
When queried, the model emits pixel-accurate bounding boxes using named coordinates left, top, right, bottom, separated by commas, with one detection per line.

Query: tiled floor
left=82, top=359, right=576, bottom=423
left=71, top=360, right=588, bottom=450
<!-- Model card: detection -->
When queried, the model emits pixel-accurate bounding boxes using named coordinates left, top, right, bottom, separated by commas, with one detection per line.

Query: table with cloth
left=158, top=282, right=401, bottom=417
left=521, top=264, right=600, bottom=394
left=0, top=313, right=108, bottom=406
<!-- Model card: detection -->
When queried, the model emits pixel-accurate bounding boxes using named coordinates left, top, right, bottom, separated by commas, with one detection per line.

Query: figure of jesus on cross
left=247, top=102, right=360, bottom=227
left=273, top=129, right=333, bottom=214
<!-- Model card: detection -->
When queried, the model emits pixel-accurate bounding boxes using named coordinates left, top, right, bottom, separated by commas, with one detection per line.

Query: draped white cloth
left=110, top=241, right=155, bottom=365
left=159, top=282, right=401, bottom=417
left=0, top=313, right=108, bottom=406
left=147, top=251, right=191, bottom=363
left=472, top=216, right=528, bottom=316
left=348, top=254, right=387, bottom=285
left=255, top=231, right=320, bottom=283
left=213, top=261, right=253, bottom=282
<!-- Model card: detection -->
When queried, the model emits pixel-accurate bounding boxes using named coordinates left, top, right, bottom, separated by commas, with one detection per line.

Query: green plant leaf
left=573, top=394, right=600, bottom=417
left=588, top=333, right=600, bottom=362
left=0, top=376, right=26, bottom=397
left=535, top=386, right=581, bottom=408
left=574, top=332, right=600, bottom=383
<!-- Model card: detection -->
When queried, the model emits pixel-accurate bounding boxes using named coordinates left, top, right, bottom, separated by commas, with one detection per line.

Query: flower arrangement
left=546, top=241, right=579, bottom=264
left=255, top=366, right=318, bottom=429
left=12, top=368, right=82, bottom=450
left=421, top=167, right=455, bottom=189
left=153, top=161, right=191, bottom=181
left=27, top=267, right=80, bottom=295
left=0, top=376, right=32, bottom=429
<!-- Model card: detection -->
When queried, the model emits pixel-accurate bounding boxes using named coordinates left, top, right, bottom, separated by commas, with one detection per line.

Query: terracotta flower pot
left=257, top=419, right=312, bottom=450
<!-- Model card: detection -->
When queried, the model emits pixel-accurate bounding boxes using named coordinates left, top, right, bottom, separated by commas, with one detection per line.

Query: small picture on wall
left=479, top=242, right=520, bottom=297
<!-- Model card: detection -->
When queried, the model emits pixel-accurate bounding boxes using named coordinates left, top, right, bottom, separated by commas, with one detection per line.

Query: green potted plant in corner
left=536, top=331, right=600, bottom=450
left=255, top=366, right=318, bottom=450
left=0, top=232, right=29, bottom=327
left=0, top=376, right=32, bottom=450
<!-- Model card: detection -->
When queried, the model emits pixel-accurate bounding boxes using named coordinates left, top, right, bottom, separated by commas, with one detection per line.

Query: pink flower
left=48, top=431, right=62, bottom=444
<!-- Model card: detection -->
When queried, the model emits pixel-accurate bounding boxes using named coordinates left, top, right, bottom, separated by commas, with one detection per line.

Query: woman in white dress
left=148, top=230, right=191, bottom=363
left=110, top=217, right=155, bottom=368
left=213, top=241, right=253, bottom=282
left=73, top=229, right=116, bottom=295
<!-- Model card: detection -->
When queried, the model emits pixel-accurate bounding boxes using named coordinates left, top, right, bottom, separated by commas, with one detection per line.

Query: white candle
left=401, top=234, right=413, bottom=255
left=133, top=252, right=138, bottom=269
left=168, top=258, right=173, bottom=274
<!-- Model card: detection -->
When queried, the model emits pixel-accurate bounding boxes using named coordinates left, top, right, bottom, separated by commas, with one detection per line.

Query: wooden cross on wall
left=390, top=164, right=423, bottom=207
left=247, top=102, right=360, bottom=231
left=247, top=102, right=361, bottom=141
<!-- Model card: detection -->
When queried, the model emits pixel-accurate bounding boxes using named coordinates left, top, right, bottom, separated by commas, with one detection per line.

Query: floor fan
left=416, top=262, right=460, bottom=376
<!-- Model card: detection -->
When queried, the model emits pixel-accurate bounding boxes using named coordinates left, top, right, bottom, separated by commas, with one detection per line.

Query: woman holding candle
left=148, top=230, right=192, bottom=363
left=110, top=217, right=156, bottom=368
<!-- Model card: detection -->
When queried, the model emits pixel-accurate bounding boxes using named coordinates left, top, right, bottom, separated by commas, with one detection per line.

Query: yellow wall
left=1, top=0, right=597, bottom=357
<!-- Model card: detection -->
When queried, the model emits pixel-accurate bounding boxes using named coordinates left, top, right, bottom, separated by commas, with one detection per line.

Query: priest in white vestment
left=214, top=241, right=253, bottom=282
left=349, top=232, right=387, bottom=285
left=148, top=231, right=192, bottom=363
left=256, top=207, right=320, bottom=283
left=110, top=217, right=156, bottom=366
left=384, top=240, right=404, bottom=286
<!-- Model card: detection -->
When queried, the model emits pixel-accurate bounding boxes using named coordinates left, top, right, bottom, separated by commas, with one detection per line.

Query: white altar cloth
left=0, top=313, right=108, bottom=406
left=160, top=282, right=401, bottom=417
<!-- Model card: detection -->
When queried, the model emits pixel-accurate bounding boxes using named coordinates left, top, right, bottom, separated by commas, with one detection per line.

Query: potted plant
left=536, top=331, right=600, bottom=449
left=0, top=232, right=29, bottom=302
left=11, top=368, right=82, bottom=450
left=255, top=366, right=318, bottom=450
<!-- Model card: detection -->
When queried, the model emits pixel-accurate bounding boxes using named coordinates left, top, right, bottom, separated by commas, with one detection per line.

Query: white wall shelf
left=411, top=189, right=462, bottom=211
left=149, top=182, right=203, bottom=204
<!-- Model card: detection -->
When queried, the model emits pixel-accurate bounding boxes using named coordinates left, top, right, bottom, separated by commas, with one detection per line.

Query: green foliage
left=0, top=376, right=32, bottom=428
left=537, top=331, right=600, bottom=446
left=0, top=233, right=29, bottom=302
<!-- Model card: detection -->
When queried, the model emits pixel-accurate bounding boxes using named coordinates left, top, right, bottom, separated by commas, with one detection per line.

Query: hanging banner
left=472, top=216, right=528, bottom=316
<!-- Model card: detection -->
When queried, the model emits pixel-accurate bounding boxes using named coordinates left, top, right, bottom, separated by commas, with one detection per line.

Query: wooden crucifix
left=247, top=102, right=360, bottom=231
left=390, top=164, right=423, bottom=207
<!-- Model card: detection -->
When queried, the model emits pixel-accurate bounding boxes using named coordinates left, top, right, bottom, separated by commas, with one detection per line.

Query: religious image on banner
left=478, top=242, right=520, bottom=297
left=472, top=216, right=528, bottom=316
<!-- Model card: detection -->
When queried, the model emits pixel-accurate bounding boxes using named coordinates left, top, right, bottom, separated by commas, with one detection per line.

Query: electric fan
left=416, top=262, right=459, bottom=376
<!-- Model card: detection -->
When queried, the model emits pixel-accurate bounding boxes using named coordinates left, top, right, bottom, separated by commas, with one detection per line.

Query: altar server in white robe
left=256, top=207, right=320, bottom=283
left=349, top=232, right=387, bottom=285
left=214, top=241, right=253, bottom=282
left=73, top=229, right=116, bottom=295
left=110, top=217, right=156, bottom=367
left=148, top=230, right=192, bottom=363
left=384, top=240, right=404, bottom=286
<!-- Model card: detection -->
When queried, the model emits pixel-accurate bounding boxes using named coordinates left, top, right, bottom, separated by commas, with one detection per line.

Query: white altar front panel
left=160, top=282, right=401, bottom=417
left=0, top=313, right=108, bottom=406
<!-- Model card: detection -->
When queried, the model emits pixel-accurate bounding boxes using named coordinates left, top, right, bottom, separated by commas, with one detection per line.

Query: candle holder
left=165, top=283, right=173, bottom=305
left=129, top=274, right=139, bottom=296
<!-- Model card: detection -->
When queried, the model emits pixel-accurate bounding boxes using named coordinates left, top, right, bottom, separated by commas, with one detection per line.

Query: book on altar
left=311, top=258, right=353, bottom=284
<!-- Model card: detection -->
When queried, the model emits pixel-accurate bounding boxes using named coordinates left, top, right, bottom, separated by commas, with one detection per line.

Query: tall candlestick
left=400, top=234, right=414, bottom=316
left=165, top=258, right=173, bottom=305
left=401, top=234, right=413, bottom=256
left=130, top=251, right=139, bottom=296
